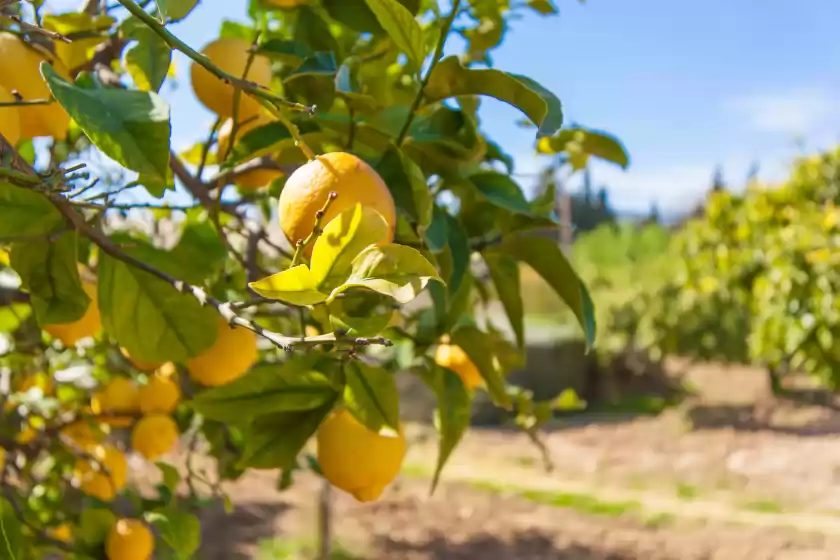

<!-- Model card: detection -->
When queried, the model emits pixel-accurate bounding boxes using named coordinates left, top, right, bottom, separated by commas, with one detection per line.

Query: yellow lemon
left=61, top=419, right=103, bottom=447
left=137, top=373, right=181, bottom=415
left=44, top=281, right=101, bottom=346
left=0, top=84, right=21, bottom=145
left=217, top=113, right=284, bottom=190
left=120, top=347, right=163, bottom=372
left=434, top=340, right=483, bottom=390
left=49, top=523, right=73, bottom=543
left=277, top=152, right=396, bottom=258
left=0, top=32, right=71, bottom=140
left=190, top=37, right=272, bottom=122
left=92, top=378, right=139, bottom=427
left=186, top=318, right=257, bottom=386
left=42, top=13, right=113, bottom=72
left=75, top=444, right=127, bottom=501
left=105, top=519, right=154, bottom=560
left=316, top=409, right=406, bottom=502
left=130, top=414, right=179, bottom=461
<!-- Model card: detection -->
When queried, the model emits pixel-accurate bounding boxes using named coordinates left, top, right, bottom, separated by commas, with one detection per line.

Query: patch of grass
left=588, top=395, right=673, bottom=416
left=742, top=499, right=784, bottom=513
left=513, top=455, right=537, bottom=468
left=643, top=512, right=677, bottom=529
left=470, top=480, right=639, bottom=518
left=400, top=462, right=431, bottom=479
left=675, top=483, right=699, bottom=500
left=257, top=537, right=362, bottom=560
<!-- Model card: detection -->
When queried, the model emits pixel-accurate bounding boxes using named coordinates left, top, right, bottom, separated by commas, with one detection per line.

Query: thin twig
left=290, top=192, right=337, bottom=267
left=5, top=14, right=71, bottom=42
left=0, top=98, right=53, bottom=107
left=196, top=117, right=222, bottom=181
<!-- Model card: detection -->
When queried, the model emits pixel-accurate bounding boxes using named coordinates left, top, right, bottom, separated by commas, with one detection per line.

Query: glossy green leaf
left=338, top=244, right=441, bottom=304
left=168, top=220, right=228, bottom=283
left=335, top=61, right=379, bottom=112
left=145, top=507, right=201, bottom=559
left=323, top=0, right=422, bottom=33
left=248, top=265, right=328, bottom=305
left=98, top=251, right=217, bottom=363
left=294, top=6, right=339, bottom=54
left=484, top=252, right=524, bottom=348
left=424, top=205, right=448, bottom=253
left=0, top=182, right=62, bottom=238
left=501, top=234, right=596, bottom=346
left=156, top=0, right=198, bottom=22
left=255, top=39, right=312, bottom=65
left=450, top=325, right=511, bottom=408
left=310, top=204, right=391, bottom=290
left=344, top=361, right=400, bottom=435
left=284, top=52, right=338, bottom=83
left=0, top=497, right=23, bottom=559
left=424, top=56, right=563, bottom=138
left=326, top=290, right=395, bottom=337
left=42, top=64, right=172, bottom=195
left=469, top=171, right=531, bottom=214
left=190, top=358, right=339, bottom=424
left=527, top=0, right=559, bottom=14
left=429, top=365, right=471, bottom=493
left=10, top=231, right=89, bottom=326
left=537, top=126, right=630, bottom=169
left=363, top=0, right=426, bottom=70
left=78, top=508, right=116, bottom=545
left=121, top=17, right=172, bottom=92
left=239, top=400, right=336, bottom=469
left=156, top=461, right=181, bottom=496
left=374, top=146, right=432, bottom=230
left=444, top=214, right=470, bottom=297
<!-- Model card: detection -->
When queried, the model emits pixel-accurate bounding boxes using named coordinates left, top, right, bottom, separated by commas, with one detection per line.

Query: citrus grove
left=0, top=0, right=621, bottom=557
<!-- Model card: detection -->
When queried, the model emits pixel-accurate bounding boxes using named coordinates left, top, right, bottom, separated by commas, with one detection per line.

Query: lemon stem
left=291, top=191, right=337, bottom=268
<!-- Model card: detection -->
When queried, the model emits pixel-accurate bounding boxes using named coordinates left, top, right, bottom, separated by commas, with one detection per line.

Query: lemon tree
left=0, top=0, right=612, bottom=557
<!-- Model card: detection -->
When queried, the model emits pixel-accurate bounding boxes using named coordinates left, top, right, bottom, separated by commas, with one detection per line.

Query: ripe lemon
left=138, top=373, right=181, bottom=415
left=316, top=409, right=406, bottom=502
left=120, top=347, right=163, bottom=372
left=92, top=378, right=139, bottom=427
left=131, top=414, right=179, bottom=461
left=187, top=318, right=257, bottom=387
left=105, top=519, right=154, bottom=560
left=190, top=37, right=272, bottom=122
left=42, top=14, right=112, bottom=72
left=0, top=85, right=21, bottom=145
left=44, top=281, right=101, bottom=346
left=49, top=523, right=73, bottom=543
left=277, top=152, right=396, bottom=258
left=217, top=114, right=284, bottom=190
left=434, top=340, right=483, bottom=390
left=75, top=443, right=127, bottom=501
left=61, top=420, right=103, bottom=447
left=0, top=32, right=71, bottom=140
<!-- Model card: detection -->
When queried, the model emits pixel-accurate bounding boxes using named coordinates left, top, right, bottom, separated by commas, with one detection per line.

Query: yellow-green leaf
left=537, top=126, right=630, bottom=169
left=335, top=244, right=441, bottom=304
left=363, top=0, right=426, bottom=70
left=248, top=265, right=328, bottom=305
left=0, top=182, right=62, bottom=238
left=450, top=325, right=511, bottom=408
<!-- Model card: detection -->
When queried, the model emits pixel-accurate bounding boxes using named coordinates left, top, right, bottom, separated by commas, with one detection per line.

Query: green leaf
left=527, top=0, right=559, bottom=14
left=469, top=171, right=531, bottom=214
left=310, top=204, right=391, bottom=291
left=343, top=361, right=400, bottom=435
left=255, top=39, right=313, bottom=65
left=0, top=305, right=31, bottom=333
left=284, top=52, right=338, bottom=83
left=325, top=290, right=395, bottom=337
left=323, top=0, right=383, bottom=33
left=537, top=126, right=630, bottom=169
left=190, top=358, right=339, bottom=424
left=10, top=231, right=89, bottom=326
left=0, top=497, right=23, bottom=559
left=443, top=214, right=470, bottom=296
left=424, top=205, right=448, bottom=253
left=78, top=508, right=116, bottom=546
left=248, top=265, right=328, bottom=305
left=121, top=17, right=172, bottom=92
left=335, top=61, right=379, bottom=112
left=338, top=244, right=441, bottom=304
left=450, top=325, right=511, bottom=408
left=294, top=6, right=339, bottom=54
left=484, top=252, right=524, bottom=349
left=156, top=461, right=181, bottom=496
left=424, top=56, right=563, bottom=138
left=42, top=63, right=171, bottom=194
left=157, top=0, right=198, bottom=22
left=145, top=507, right=200, bottom=559
left=0, top=182, right=62, bottom=238
left=168, top=220, right=228, bottom=283
left=363, top=0, right=426, bottom=70
left=98, top=252, right=217, bottom=363
left=373, top=146, right=432, bottom=230
left=430, top=365, right=471, bottom=493
left=240, top=400, right=335, bottom=469
left=501, top=234, right=596, bottom=346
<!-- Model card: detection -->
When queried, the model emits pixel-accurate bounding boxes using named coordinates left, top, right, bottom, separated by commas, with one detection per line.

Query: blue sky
left=44, top=0, right=840, bottom=215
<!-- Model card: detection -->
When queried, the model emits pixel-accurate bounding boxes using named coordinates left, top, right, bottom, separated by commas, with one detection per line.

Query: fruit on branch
left=91, top=377, right=140, bottom=427
left=137, top=372, right=181, bottom=415
left=131, top=414, right=179, bottom=461
left=0, top=85, right=21, bottom=145
left=277, top=152, right=396, bottom=257
left=74, top=443, right=128, bottom=501
left=217, top=113, right=284, bottom=190
left=434, top=338, right=483, bottom=390
left=316, top=409, right=406, bottom=502
left=48, top=523, right=73, bottom=543
left=190, top=37, right=272, bottom=122
left=0, top=32, right=71, bottom=140
left=186, top=317, right=258, bottom=386
left=42, top=13, right=114, bottom=73
left=60, top=420, right=103, bottom=447
left=44, top=281, right=101, bottom=346
left=105, top=518, right=154, bottom=560
left=120, top=346, right=163, bottom=372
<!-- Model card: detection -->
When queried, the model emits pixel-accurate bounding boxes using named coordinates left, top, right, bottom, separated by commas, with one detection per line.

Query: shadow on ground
left=376, top=530, right=634, bottom=560
left=198, top=501, right=292, bottom=560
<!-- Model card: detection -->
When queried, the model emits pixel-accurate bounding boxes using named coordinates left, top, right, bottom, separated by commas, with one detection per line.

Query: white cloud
left=725, top=88, right=839, bottom=135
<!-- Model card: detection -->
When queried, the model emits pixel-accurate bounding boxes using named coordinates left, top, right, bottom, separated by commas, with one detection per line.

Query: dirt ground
left=140, top=359, right=840, bottom=559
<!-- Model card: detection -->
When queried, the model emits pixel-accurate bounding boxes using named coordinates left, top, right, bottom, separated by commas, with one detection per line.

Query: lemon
left=105, top=519, right=154, bottom=560
left=187, top=318, right=258, bottom=386
left=131, top=414, right=179, bottom=461
left=0, top=32, right=71, bottom=139
left=91, top=378, right=139, bottom=427
left=61, top=420, right=103, bottom=447
left=44, top=281, right=101, bottom=346
left=138, top=373, right=181, bottom=415
left=49, top=523, right=73, bottom=543
left=277, top=152, right=396, bottom=258
left=190, top=37, right=272, bottom=122
left=434, top=340, right=483, bottom=390
left=75, top=443, right=127, bottom=501
left=217, top=113, right=284, bottom=190
left=0, top=84, right=21, bottom=145
left=316, top=409, right=406, bottom=502
left=120, top=347, right=163, bottom=372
